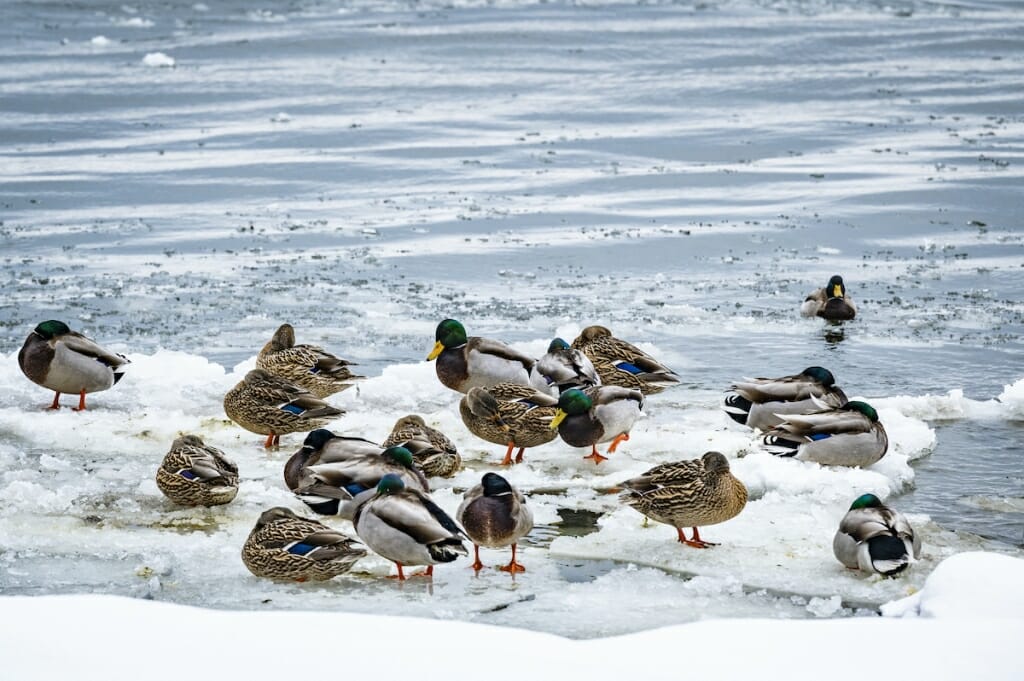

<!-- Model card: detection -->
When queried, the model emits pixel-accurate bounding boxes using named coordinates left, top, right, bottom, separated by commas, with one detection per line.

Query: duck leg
left=471, top=545, right=484, bottom=572
left=263, top=433, right=277, bottom=449
left=411, top=565, right=434, bottom=578
left=514, top=447, right=526, bottom=464
left=607, top=432, right=629, bottom=453
left=500, top=442, right=516, bottom=466
left=499, top=544, right=526, bottom=573
left=684, top=527, right=718, bottom=549
left=583, top=445, right=608, bottom=464
left=71, top=389, right=87, bottom=412
left=388, top=563, right=407, bottom=581
left=48, top=392, right=61, bottom=410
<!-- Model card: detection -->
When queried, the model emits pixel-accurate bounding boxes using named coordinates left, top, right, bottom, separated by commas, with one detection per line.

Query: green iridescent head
left=435, top=319, right=468, bottom=348
left=34, top=320, right=71, bottom=339
left=376, top=474, right=406, bottom=495
left=844, top=401, right=879, bottom=422
left=849, top=493, right=882, bottom=510
left=557, top=388, right=593, bottom=415
left=547, top=338, right=570, bottom=353
left=801, top=366, right=835, bottom=386
left=382, top=446, right=414, bottom=468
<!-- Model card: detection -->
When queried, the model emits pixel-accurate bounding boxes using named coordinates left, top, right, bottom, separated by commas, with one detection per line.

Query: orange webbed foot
left=607, top=432, right=630, bottom=453
left=499, top=561, right=526, bottom=573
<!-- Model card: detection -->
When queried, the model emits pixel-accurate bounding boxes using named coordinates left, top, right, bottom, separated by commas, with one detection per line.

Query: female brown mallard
left=549, top=386, right=644, bottom=464
left=457, top=473, right=533, bottom=573
left=459, top=383, right=558, bottom=466
left=619, top=452, right=748, bottom=548
left=723, top=366, right=848, bottom=431
left=382, top=415, right=462, bottom=478
left=241, top=507, right=366, bottom=582
left=223, top=369, right=343, bottom=448
left=801, top=275, right=857, bottom=321
left=284, top=430, right=428, bottom=520
left=427, top=319, right=550, bottom=394
left=256, top=323, right=363, bottom=398
left=155, top=434, right=239, bottom=507
left=18, top=320, right=130, bottom=410
left=571, top=325, right=680, bottom=395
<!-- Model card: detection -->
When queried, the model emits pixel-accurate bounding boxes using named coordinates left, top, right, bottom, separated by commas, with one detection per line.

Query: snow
left=141, top=52, right=175, bottom=68
left=881, top=551, right=1024, bottom=619
left=0, top=586, right=1021, bottom=681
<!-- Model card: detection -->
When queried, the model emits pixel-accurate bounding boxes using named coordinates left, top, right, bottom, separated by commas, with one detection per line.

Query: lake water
left=1, top=0, right=1022, bottom=636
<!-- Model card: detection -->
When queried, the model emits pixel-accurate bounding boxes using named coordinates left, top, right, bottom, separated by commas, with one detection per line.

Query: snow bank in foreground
left=882, top=551, right=1024, bottom=619
left=1, top=585, right=1021, bottom=681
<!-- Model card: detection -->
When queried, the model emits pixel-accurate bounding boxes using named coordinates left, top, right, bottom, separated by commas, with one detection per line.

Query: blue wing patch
left=280, top=403, right=305, bottom=415
left=809, top=433, right=832, bottom=441
left=615, top=362, right=643, bottom=375
left=287, top=542, right=317, bottom=556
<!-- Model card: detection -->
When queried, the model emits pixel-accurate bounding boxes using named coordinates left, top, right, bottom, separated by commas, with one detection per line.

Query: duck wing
left=60, top=332, right=129, bottom=368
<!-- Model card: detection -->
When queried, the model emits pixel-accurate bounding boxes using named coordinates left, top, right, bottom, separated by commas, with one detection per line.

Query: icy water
left=1, top=0, right=1023, bottom=637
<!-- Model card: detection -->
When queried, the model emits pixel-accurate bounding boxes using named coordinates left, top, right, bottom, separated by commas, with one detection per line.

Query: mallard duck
left=762, top=400, right=887, bottom=467
left=550, top=386, right=644, bottom=464
left=571, top=325, right=680, bottom=395
left=460, top=384, right=559, bottom=465
left=18, top=320, right=130, bottom=410
left=427, top=319, right=550, bottom=394
left=833, top=493, right=921, bottom=576
left=457, top=472, right=533, bottom=573
left=284, top=430, right=428, bottom=519
left=529, top=338, right=600, bottom=393
left=801, top=275, right=857, bottom=321
left=619, top=452, right=748, bottom=548
left=155, top=434, right=239, bottom=507
left=382, top=415, right=462, bottom=478
left=223, top=369, right=343, bottom=448
left=241, top=507, right=366, bottom=582
left=256, top=323, right=363, bottom=398
left=353, top=474, right=468, bottom=580
left=723, top=366, right=848, bottom=431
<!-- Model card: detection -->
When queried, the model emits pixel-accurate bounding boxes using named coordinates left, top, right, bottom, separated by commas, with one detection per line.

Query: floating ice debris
left=193, top=3, right=209, bottom=11
left=816, top=246, right=841, bottom=255
left=114, top=17, right=155, bottom=28
left=360, top=228, right=378, bottom=236
left=142, top=52, right=175, bottom=68
left=90, top=36, right=111, bottom=46
left=269, top=112, right=291, bottom=123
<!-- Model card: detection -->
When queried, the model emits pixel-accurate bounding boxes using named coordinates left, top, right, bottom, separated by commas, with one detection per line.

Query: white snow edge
left=2, top=551, right=1023, bottom=681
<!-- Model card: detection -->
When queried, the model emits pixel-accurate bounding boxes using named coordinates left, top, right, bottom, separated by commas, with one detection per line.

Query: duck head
left=428, top=319, right=468, bottom=360
left=550, top=388, right=593, bottom=429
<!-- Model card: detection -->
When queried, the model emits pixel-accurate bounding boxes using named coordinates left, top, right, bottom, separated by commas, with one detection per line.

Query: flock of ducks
left=15, top=273, right=923, bottom=582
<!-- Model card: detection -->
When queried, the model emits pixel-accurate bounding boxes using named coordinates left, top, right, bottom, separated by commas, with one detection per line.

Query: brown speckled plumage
left=223, top=369, right=343, bottom=444
left=382, top=415, right=462, bottom=478
left=155, top=434, right=239, bottom=507
left=459, top=384, right=558, bottom=464
left=256, top=324, right=363, bottom=399
left=241, top=507, right=366, bottom=581
left=619, top=452, right=747, bottom=546
left=571, top=325, right=680, bottom=395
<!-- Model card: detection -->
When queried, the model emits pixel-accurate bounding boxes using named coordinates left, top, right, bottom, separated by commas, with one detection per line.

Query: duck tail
left=762, top=433, right=801, bottom=456
left=867, top=535, right=911, bottom=576
left=722, top=393, right=752, bottom=425
left=426, top=538, right=468, bottom=563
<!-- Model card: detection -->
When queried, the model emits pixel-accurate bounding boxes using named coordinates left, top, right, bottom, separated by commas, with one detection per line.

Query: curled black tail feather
left=867, top=535, right=910, bottom=576
left=427, top=538, right=468, bottom=563
left=723, top=393, right=752, bottom=425
left=763, top=434, right=801, bottom=456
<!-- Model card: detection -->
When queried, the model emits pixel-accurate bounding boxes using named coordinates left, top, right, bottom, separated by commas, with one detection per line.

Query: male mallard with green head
left=256, top=323, right=363, bottom=398
left=353, top=474, right=467, bottom=580
left=550, top=386, right=644, bottom=463
left=460, top=383, right=559, bottom=465
left=762, top=400, right=887, bottom=467
left=382, top=415, right=462, bottom=478
left=724, top=366, right=848, bottom=431
left=571, top=325, right=680, bottom=395
left=457, top=472, right=533, bottom=573
left=155, top=434, right=239, bottom=507
left=619, top=452, right=747, bottom=548
left=18, top=320, right=129, bottom=410
left=223, top=369, right=343, bottom=448
left=801, top=275, right=857, bottom=321
left=833, top=493, right=920, bottom=576
left=242, top=507, right=366, bottom=582
left=427, top=319, right=550, bottom=394
left=530, top=338, right=600, bottom=393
